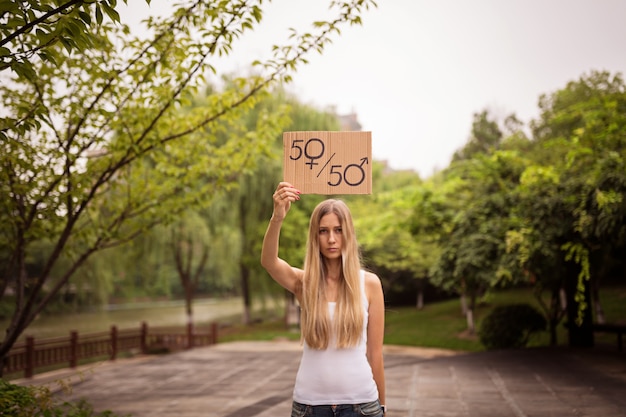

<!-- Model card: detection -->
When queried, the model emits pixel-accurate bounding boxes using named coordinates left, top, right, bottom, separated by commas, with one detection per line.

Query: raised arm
left=261, top=182, right=303, bottom=294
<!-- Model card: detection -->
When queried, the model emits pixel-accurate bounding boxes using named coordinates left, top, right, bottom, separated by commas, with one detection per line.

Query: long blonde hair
left=300, top=199, right=364, bottom=349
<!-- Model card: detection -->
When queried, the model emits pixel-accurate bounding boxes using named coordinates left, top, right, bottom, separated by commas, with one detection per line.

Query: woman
left=261, top=182, right=386, bottom=417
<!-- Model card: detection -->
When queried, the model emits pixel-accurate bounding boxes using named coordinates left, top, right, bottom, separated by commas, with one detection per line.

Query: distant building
left=339, top=112, right=362, bottom=131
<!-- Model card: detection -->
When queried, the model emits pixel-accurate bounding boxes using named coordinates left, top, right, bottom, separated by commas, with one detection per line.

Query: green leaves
left=1, top=0, right=378, bottom=360
left=1, top=0, right=130, bottom=76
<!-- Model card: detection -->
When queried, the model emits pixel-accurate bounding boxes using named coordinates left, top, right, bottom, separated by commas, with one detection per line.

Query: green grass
left=218, top=320, right=302, bottom=343
left=384, top=301, right=482, bottom=351
left=218, top=285, right=626, bottom=352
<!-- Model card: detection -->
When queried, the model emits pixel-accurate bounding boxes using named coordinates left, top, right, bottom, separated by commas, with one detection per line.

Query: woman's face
left=318, top=212, right=343, bottom=260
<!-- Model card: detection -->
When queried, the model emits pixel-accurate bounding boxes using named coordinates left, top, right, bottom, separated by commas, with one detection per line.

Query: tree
left=430, top=151, right=526, bottom=333
left=505, top=166, right=574, bottom=345
left=0, top=0, right=377, bottom=373
left=508, top=70, right=626, bottom=346
left=0, top=0, right=135, bottom=78
left=358, top=170, right=434, bottom=308
left=170, top=211, right=210, bottom=340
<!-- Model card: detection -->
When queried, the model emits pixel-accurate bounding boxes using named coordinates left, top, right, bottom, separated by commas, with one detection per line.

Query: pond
left=3, top=297, right=245, bottom=342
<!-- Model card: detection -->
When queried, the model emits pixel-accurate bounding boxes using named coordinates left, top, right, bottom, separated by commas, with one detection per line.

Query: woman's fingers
left=274, top=183, right=301, bottom=202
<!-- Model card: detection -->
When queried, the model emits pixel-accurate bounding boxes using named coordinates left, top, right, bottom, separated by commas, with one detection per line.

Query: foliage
left=409, top=116, right=506, bottom=308
left=0, top=0, right=377, bottom=370
left=424, top=147, right=528, bottom=333
left=356, top=174, right=436, bottom=305
left=0, top=379, right=128, bottom=417
left=408, top=70, right=626, bottom=344
left=506, top=71, right=626, bottom=345
left=478, top=303, right=547, bottom=350
left=452, top=109, right=504, bottom=161
left=357, top=169, right=424, bottom=276
left=0, top=0, right=138, bottom=78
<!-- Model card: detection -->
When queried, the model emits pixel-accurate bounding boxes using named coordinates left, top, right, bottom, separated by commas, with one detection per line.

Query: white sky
left=122, top=0, right=626, bottom=178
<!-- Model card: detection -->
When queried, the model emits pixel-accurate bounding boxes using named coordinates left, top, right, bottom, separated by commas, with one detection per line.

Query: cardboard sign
left=283, top=131, right=372, bottom=194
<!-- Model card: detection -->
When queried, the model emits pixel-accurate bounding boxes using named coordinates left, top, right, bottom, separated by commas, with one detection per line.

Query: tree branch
left=0, top=0, right=83, bottom=48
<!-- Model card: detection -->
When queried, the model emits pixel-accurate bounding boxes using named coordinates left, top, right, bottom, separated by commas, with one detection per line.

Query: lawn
left=218, top=285, right=626, bottom=352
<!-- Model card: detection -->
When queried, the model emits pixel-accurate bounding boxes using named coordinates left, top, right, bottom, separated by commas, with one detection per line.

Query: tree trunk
left=285, top=291, right=300, bottom=327
left=466, top=309, right=475, bottom=334
left=1, top=253, right=39, bottom=376
left=416, top=278, right=424, bottom=310
left=547, top=289, right=561, bottom=346
left=466, top=293, right=476, bottom=334
left=185, top=286, right=193, bottom=334
left=416, top=290, right=424, bottom=310
left=592, top=286, right=605, bottom=324
left=460, top=293, right=468, bottom=315
left=241, top=266, right=251, bottom=325
left=594, top=300, right=605, bottom=325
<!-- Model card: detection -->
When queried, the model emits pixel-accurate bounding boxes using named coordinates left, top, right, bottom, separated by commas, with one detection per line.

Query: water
left=3, top=298, right=244, bottom=342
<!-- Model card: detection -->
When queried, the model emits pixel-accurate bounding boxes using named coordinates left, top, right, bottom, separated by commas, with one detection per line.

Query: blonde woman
left=261, top=182, right=386, bottom=417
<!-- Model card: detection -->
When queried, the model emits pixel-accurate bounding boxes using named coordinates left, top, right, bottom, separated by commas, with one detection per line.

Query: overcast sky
left=122, top=1, right=626, bottom=178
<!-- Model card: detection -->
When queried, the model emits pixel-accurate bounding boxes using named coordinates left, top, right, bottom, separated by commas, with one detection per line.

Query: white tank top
left=293, top=271, right=379, bottom=405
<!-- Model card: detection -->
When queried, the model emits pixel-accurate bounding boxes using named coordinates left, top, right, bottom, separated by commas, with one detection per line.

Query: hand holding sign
left=283, top=131, right=372, bottom=194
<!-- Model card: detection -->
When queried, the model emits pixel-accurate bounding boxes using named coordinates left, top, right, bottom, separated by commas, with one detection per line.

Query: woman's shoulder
left=362, top=270, right=383, bottom=290
left=362, top=270, right=383, bottom=304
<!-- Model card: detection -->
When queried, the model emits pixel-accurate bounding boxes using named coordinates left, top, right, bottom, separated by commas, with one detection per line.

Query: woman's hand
left=272, top=182, right=301, bottom=221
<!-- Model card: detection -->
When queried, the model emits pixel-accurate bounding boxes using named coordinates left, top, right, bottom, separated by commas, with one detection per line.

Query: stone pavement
left=13, top=341, right=626, bottom=417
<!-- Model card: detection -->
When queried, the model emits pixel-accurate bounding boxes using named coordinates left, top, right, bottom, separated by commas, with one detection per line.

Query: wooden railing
left=4, top=322, right=218, bottom=379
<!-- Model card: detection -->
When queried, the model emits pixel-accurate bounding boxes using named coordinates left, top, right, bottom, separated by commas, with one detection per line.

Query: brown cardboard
left=283, top=131, right=372, bottom=194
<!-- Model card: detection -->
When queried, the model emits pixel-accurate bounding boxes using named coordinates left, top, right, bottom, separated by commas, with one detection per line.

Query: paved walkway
left=13, top=341, right=626, bottom=417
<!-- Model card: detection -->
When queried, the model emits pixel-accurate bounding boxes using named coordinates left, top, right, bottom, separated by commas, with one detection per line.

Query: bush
left=0, top=379, right=129, bottom=417
left=479, top=303, right=547, bottom=350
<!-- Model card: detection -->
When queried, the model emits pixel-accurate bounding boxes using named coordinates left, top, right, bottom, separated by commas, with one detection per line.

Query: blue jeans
left=291, top=400, right=383, bottom=417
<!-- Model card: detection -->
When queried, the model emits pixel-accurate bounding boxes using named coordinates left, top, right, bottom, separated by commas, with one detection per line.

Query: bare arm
left=366, top=271, right=386, bottom=410
left=260, top=182, right=303, bottom=294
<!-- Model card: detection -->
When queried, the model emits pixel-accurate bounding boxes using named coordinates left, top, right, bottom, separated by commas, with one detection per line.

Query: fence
left=4, top=321, right=218, bottom=379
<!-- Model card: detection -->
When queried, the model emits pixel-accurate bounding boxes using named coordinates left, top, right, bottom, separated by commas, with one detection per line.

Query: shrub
left=0, top=379, right=129, bottom=417
left=479, top=303, right=547, bottom=350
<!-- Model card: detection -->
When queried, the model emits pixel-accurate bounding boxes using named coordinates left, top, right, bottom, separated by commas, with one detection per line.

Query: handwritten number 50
left=289, top=138, right=324, bottom=162
left=328, top=162, right=366, bottom=187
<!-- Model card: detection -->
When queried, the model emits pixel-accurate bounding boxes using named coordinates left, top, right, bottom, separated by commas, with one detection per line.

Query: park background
left=1, top=0, right=625, bottom=382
